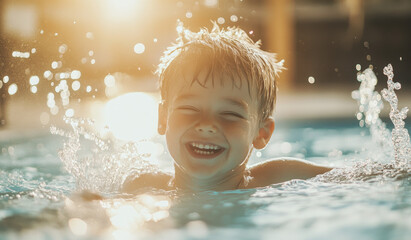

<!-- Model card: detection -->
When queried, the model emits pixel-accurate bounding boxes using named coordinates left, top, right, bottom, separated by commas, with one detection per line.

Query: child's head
left=155, top=23, right=283, bottom=182
left=157, top=23, right=283, bottom=122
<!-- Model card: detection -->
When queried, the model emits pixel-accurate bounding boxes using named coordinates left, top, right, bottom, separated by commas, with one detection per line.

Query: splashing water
left=51, top=117, right=160, bottom=194
left=352, top=67, right=394, bottom=162
left=317, top=64, right=410, bottom=183
left=381, top=64, right=411, bottom=169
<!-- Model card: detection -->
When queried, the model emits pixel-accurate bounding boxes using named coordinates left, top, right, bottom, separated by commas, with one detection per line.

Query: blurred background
left=0, top=0, right=410, bottom=140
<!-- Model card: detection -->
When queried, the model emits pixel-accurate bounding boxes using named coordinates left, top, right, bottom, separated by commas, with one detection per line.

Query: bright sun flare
left=104, top=92, right=158, bottom=141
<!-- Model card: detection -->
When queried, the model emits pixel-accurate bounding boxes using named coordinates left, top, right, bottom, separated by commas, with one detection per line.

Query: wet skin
left=158, top=68, right=272, bottom=190
left=122, top=68, right=332, bottom=192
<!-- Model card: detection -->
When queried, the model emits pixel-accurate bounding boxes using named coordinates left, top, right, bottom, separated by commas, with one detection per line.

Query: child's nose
left=195, top=120, right=217, bottom=134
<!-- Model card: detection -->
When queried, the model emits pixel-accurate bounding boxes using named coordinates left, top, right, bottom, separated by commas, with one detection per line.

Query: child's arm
left=248, top=158, right=332, bottom=188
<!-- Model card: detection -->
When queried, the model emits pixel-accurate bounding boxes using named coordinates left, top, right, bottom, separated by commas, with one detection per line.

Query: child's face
left=159, top=67, right=273, bottom=180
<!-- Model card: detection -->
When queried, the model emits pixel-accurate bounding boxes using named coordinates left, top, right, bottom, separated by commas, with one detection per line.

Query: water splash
left=317, top=64, right=410, bottom=183
left=381, top=64, right=411, bottom=169
left=51, top=117, right=159, bottom=194
left=351, top=67, right=393, bottom=162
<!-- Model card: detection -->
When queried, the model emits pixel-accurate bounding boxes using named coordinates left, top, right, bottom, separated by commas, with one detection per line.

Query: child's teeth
left=191, top=142, right=220, bottom=150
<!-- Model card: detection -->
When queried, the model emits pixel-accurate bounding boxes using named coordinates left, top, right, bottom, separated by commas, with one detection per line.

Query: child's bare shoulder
left=247, top=158, right=332, bottom=188
left=122, top=171, right=173, bottom=193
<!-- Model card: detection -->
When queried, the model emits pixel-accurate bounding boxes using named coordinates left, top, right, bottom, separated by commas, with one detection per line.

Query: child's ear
left=253, top=117, right=275, bottom=149
left=157, top=102, right=167, bottom=135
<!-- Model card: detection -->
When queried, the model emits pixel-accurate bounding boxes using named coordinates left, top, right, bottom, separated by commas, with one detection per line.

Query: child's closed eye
left=176, top=105, right=200, bottom=113
left=220, top=111, right=245, bottom=120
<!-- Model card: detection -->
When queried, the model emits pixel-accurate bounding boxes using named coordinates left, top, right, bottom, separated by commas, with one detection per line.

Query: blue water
left=0, top=120, right=410, bottom=240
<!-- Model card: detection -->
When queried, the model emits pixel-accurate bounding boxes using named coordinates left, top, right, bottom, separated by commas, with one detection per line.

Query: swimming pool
left=1, top=65, right=410, bottom=239
left=0, top=117, right=410, bottom=240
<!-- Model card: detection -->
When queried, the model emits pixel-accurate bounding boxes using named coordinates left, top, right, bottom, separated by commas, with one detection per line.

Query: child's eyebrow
left=174, top=94, right=196, bottom=103
left=222, top=97, right=249, bottom=111
left=174, top=95, right=249, bottom=111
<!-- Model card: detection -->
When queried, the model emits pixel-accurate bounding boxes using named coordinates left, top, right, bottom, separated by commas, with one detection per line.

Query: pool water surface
left=0, top=119, right=410, bottom=240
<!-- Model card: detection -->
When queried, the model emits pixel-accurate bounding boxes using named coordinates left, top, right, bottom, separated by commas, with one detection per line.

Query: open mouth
left=186, top=142, right=225, bottom=159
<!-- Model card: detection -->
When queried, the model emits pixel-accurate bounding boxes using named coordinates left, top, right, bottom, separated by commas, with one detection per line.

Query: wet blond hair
left=156, top=22, right=283, bottom=121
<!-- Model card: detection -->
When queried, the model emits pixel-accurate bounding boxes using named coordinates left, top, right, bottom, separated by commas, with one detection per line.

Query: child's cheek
left=168, top=112, right=198, bottom=129
left=220, top=120, right=250, bottom=136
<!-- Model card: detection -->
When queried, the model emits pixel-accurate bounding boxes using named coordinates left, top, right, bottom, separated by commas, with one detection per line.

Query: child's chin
left=186, top=165, right=220, bottom=179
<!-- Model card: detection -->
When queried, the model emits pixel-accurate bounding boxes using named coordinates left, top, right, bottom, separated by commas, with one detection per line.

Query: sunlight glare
left=104, top=92, right=158, bottom=141
left=104, top=0, right=141, bottom=22
left=68, top=218, right=87, bottom=236
left=110, top=205, right=143, bottom=229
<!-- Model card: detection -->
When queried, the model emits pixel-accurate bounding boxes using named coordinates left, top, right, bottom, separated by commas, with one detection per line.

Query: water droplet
left=249, top=30, right=254, bottom=35
left=51, top=105, right=62, bottom=117
left=366, top=55, right=371, bottom=61
left=363, top=41, right=369, bottom=48
left=3, top=76, right=9, bottom=83
left=51, top=61, right=58, bottom=69
left=186, top=11, right=193, bottom=18
left=308, top=76, right=315, bottom=84
left=12, top=51, right=30, bottom=58
left=0, top=81, right=3, bottom=89
left=153, top=38, right=158, bottom=43
left=176, top=25, right=183, bottom=34
left=86, top=32, right=94, bottom=39
left=65, top=109, right=75, bottom=118
left=230, top=15, right=238, bottom=22
left=8, top=83, right=18, bottom=95
left=29, top=76, right=40, bottom=85
left=59, top=72, right=70, bottom=79
left=399, top=57, right=402, bottom=61
left=81, top=58, right=87, bottom=64
left=59, top=44, right=68, bottom=54
left=43, top=70, right=53, bottom=80
left=86, top=86, right=92, bottom=92
left=31, top=48, right=36, bottom=54
left=71, top=70, right=81, bottom=79
left=72, top=81, right=81, bottom=91
left=30, top=85, right=38, bottom=93
left=217, top=17, right=225, bottom=25
left=40, top=29, right=44, bottom=34
left=134, top=43, right=145, bottom=54
left=356, top=64, right=361, bottom=71
left=54, top=33, right=58, bottom=36
left=91, top=59, right=96, bottom=64
left=104, top=74, right=116, bottom=87
left=88, top=50, right=94, bottom=56
left=47, top=98, right=55, bottom=108
left=359, top=120, right=364, bottom=127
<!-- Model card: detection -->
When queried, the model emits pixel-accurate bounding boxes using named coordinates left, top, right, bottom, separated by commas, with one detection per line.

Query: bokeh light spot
left=8, top=83, right=18, bottom=95
left=134, top=43, right=145, bottom=54
left=217, top=17, right=225, bottom=24
left=29, top=75, right=40, bottom=85
left=308, top=76, right=315, bottom=84
left=104, top=74, right=116, bottom=87
left=72, top=81, right=81, bottom=91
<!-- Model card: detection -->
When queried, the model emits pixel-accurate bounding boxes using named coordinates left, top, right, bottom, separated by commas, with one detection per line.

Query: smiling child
left=122, top=24, right=332, bottom=192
